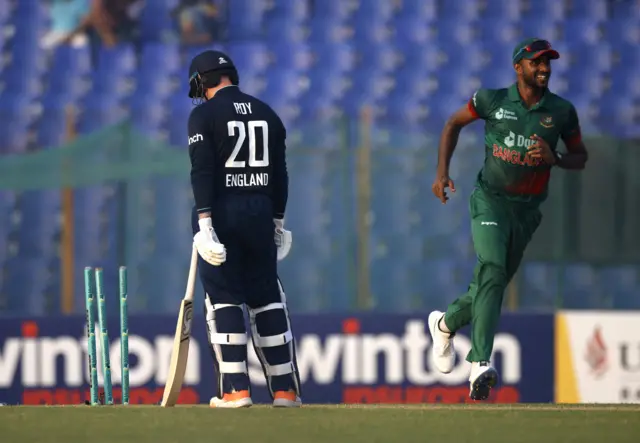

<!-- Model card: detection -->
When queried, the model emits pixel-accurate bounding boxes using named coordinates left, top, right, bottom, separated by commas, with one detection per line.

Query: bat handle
left=184, top=244, right=198, bottom=302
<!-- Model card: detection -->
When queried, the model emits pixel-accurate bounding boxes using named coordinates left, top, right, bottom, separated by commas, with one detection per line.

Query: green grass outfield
left=2, top=404, right=640, bottom=443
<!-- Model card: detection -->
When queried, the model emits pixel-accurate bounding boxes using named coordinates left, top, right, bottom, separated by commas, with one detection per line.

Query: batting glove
left=194, top=218, right=226, bottom=266
left=274, top=218, right=292, bottom=261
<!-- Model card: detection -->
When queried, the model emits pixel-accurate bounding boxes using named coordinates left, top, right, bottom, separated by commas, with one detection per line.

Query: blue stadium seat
left=308, top=20, right=353, bottom=44
left=139, top=0, right=174, bottom=41
left=3, top=256, right=53, bottom=314
left=153, top=178, right=193, bottom=256
left=312, top=0, right=357, bottom=21
left=392, top=16, right=437, bottom=46
left=481, top=0, right=522, bottom=21
left=0, top=0, right=10, bottom=24
left=617, top=43, right=640, bottom=74
left=355, top=43, right=401, bottom=73
left=370, top=258, right=418, bottom=312
left=605, top=17, right=640, bottom=46
left=36, top=109, right=68, bottom=148
left=600, top=266, right=640, bottom=310
left=227, top=41, right=272, bottom=73
left=417, top=259, right=474, bottom=309
left=435, top=20, right=480, bottom=45
left=383, top=93, right=428, bottom=129
left=352, top=0, right=396, bottom=22
left=609, top=69, right=640, bottom=98
left=312, top=43, right=356, bottom=74
left=478, top=67, right=516, bottom=91
left=278, top=256, right=326, bottom=312
left=396, top=0, right=436, bottom=20
left=168, top=93, right=192, bottom=147
left=268, top=0, right=310, bottom=22
left=137, top=257, right=192, bottom=313
left=562, top=18, right=605, bottom=46
left=519, top=262, right=560, bottom=310
left=562, top=68, right=606, bottom=99
left=479, top=19, right=520, bottom=46
left=264, top=69, right=309, bottom=100
left=265, top=16, right=308, bottom=43
left=562, top=263, right=607, bottom=309
left=0, top=93, right=35, bottom=152
left=12, top=190, right=60, bottom=257
left=76, top=94, right=128, bottom=133
left=570, top=0, right=608, bottom=20
left=1, top=66, right=43, bottom=98
left=522, top=0, right=568, bottom=20
left=440, top=0, right=482, bottom=20
left=339, top=69, right=393, bottom=116
left=519, top=19, right=562, bottom=46
left=286, top=155, right=328, bottom=235
left=48, top=45, right=92, bottom=92
left=370, top=175, right=416, bottom=235
left=227, top=0, right=270, bottom=40
left=610, top=0, right=640, bottom=19
left=271, top=43, right=313, bottom=71
left=593, top=94, right=639, bottom=138
left=0, top=191, right=16, bottom=263
left=139, top=43, right=181, bottom=76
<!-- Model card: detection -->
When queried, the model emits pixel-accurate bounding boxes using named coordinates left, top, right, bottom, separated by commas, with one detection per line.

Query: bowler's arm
left=436, top=102, right=480, bottom=177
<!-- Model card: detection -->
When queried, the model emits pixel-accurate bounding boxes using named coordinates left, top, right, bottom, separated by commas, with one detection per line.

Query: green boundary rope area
left=2, top=404, right=639, bottom=443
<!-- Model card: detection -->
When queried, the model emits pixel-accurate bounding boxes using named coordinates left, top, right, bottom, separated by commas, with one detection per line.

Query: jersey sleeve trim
left=467, top=99, right=479, bottom=118
left=562, top=132, right=582, bottom=149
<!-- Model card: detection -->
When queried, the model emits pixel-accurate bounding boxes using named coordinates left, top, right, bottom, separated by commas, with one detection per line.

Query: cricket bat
left=160, top=244, right=198, bottom=407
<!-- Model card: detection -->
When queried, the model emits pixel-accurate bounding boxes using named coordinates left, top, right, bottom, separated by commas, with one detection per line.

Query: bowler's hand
left=528, top=134, right=556, bottom=165
left=432, top=175, right=456, bottom=204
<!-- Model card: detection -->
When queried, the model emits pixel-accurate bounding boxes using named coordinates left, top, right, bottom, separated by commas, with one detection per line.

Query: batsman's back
left=191, top=86, right=287, bottom=203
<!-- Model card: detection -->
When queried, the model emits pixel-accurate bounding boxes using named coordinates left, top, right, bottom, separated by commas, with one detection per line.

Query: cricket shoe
left=428, top=310, right=456, bottom=374
left=469, top=361, right=498, bottom=401
left=210, top=390, right=253, bottom=408
left=273, top=390, right=302, bottom=408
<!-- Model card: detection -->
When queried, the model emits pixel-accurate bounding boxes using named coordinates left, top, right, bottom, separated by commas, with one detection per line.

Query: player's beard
left=524, top=69, right=550, bottom=91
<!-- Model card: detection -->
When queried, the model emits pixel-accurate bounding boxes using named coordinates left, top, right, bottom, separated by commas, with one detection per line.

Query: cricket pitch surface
left=2, top=403, right=639, bottom=442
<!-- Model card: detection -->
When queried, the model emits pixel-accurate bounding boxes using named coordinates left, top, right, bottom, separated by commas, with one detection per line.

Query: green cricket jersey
left=468, top=83, right=582, bottom=204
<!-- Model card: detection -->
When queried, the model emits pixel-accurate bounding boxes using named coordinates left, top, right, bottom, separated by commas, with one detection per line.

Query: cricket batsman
left=187, top=50, right=301, bottom=408
left=429, top=38, right=588, bottom=400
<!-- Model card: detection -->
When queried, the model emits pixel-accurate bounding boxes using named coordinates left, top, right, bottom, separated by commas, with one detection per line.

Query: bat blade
left=160, top=245, right=198, bottom=407
left=160, top=298, right=194, bottom=407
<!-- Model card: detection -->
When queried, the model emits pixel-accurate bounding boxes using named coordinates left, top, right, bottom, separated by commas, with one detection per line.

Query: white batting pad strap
left=210, top=332, right=248, bottom=345
left=213, top=303, right=240, bottom=310
left=218, top=361, right=247, bottom=374
left=266, top=362, right=294, bottom=377
left=257, top=330, right=292, bottom=348
left=251, top=302, right=286, bottom=316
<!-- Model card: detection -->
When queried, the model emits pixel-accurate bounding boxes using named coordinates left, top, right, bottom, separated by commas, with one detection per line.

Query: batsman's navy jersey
left=188, top=85, right=288, bottom=219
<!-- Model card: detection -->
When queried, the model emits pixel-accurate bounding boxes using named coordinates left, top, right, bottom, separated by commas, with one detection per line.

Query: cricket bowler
left=429, top=38, right=588, bottom=400
left=187, top=50, right=301, bottom=408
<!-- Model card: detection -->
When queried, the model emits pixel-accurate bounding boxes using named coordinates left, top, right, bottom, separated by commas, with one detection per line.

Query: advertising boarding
left=556, top=311, right=640, bottom=403
left=0, top=313, right=554, bottom=405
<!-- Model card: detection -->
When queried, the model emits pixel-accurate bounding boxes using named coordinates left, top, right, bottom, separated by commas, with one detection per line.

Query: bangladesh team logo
left=540, top=116, right=554, bottom=128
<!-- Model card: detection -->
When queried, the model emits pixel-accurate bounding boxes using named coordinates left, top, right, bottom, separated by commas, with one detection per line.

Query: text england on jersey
left=226, top=173, right=269, bottom=187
